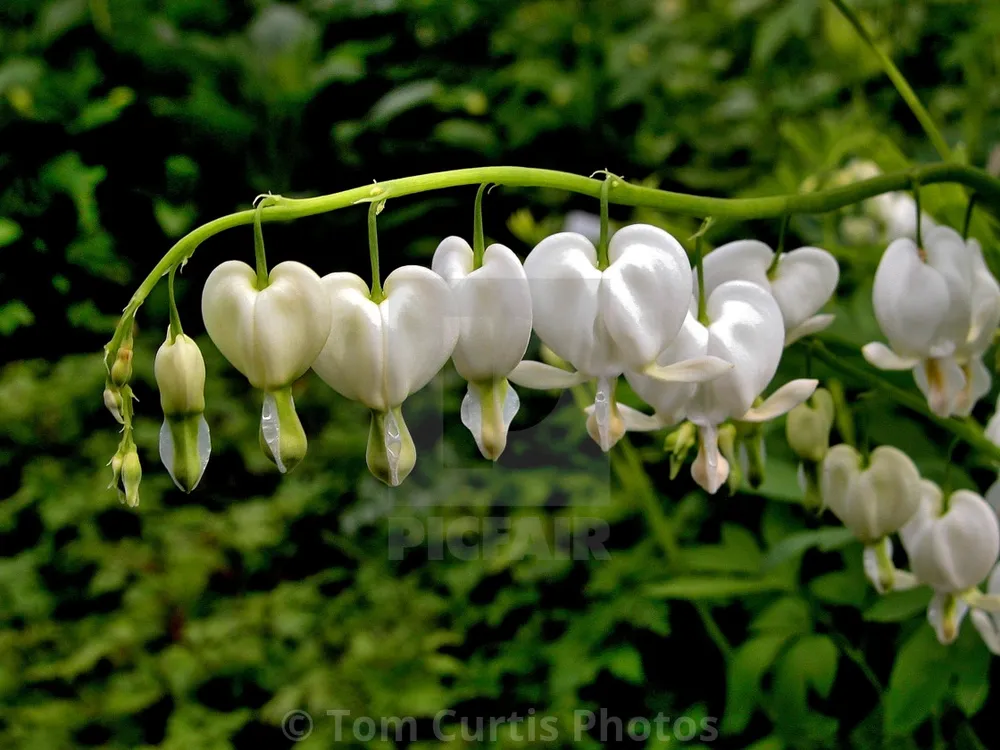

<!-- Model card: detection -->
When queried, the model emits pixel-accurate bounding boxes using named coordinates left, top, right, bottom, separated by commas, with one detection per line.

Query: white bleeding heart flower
left=514, top=225, right=731, bottom=452
left=863, top=225, right=998, bottom=417
left=833, top=160, right=938, bottom=243
left=821, top=443, right=922, bottom=545
left=626, top=280, right=816, bottom=494
left=899, top=485, right=1000, bottom=644
left=202, top=260, right=330, bottom=391
left=203, top=259, right=330, bottom=473
left=432, top=237, right=533, bottom=460
left=699, top=239, right=840, bottom=346
left=901, top=487, right=1000, bottom=593
left=311, top=266, right=459, bottom=486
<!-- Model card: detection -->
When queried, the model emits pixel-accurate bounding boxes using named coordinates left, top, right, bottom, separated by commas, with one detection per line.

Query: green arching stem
left=368, top=200, right=384, bottom=303
left=103, top=162, right=1000, bottom=369
left=166, top=265, right=183, bottom=341
left=962, top=193, right=977, bottom=241
left=767, top=213, right=790, bottom=276
left=597, top=175, right=612, bottom=270
left=472, top=183, right=488, bottom=268
left=809, top=341, right=1000, bottom=464
left=253, top=198, right=269, bottom=288
left=826, top=0, right=952, bottom=162
left=913, top=180, right=924, bottom=249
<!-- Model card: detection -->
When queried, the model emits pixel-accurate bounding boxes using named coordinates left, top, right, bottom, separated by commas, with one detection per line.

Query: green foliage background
left=2, top=0, right=1000, bottom=748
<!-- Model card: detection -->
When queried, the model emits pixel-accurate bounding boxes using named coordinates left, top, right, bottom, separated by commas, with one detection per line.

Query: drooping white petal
left=953, top=357, right=991, bottom=418
left=861, top=342, right=921, bottom=371
left=508, top=361, right=591, bottom=389
left=202, top=260, right=331, bottom=391
left=691, top=424, right=729, bottom=494
left=312, top=267, right=459, bottom=411
left=927, top=592, right=970, bottom=645
left=971, top=564, right=1000, bottom=654
left=784, top=314, right=835, bottom=346
left=159, top=414, right=211, bottom=492
left=962, top=238, right=1000, bottom=356
left=640, top=355, right=733, bottom=383
left=432, top=238, right=533, bottom=382
left=922, top=225, right=974, bottom=356
left=740, top=378, right=818, bottom=422
left=871, top=239, right=951, bottom=358
left=625, top=312, right=708, bottom=426
left=912, top=356, right=966, bottom=418
left=769, top=247, right=840, bottom=333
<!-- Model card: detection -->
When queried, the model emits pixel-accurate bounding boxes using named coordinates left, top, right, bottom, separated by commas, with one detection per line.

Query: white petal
left=987, top=405, right=1000, bottom=447
left=438, top=242, right=532, bottom=382
left=687, top=280, right=785, bottom=425
left=770, top=247, right=840, bottom=332
left=740, top=378, right=818, bottom=422
left=863, top=538, right=893, bottom=593
left=691, top=424, right=729, bottom=494
left=923, top=225, right=974, bottom=354
left=202, top=260, right=331, bottom=390
left=962, top=238, right=1000, bottom=355
left=927, top=592, right=969, bottom=645
left=913, top=357, right=966, bottom=418
left=699, top=239, right=772, bottom=298
left=952, top=357, right=991, bottom=417
left=971, top=609, right=1000, bottom=654
left=783, top=314, right=835, bottom=346
left=601, top=224, right=692, bottom=369
left=523, top=232, right=606, bottom=374
left=871, top=239, right=950, bottom=358
left=624, top=312, right=707, bottom=424
left=507, top=360, right=591, bottom=389
left=460, top=380, right=520, bottom=460
left=616, top=403, right=665, bottom=432
left=640, top=355, right=733, bottom=383
left=260, top=392, right=286, bottom=473
left=861, top=342, right=921, bottom=371
left=430, top=235, right=474, bottom=284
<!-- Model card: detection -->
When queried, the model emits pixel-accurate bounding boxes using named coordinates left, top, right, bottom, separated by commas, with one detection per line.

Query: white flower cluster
left=817, top=434, right=1000, bottom=648
left=164, top=221, right=839, bottom=491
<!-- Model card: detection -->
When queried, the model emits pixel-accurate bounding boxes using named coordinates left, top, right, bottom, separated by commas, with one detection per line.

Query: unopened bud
left=108, top=450, right=124, bottom=493
left=259, top=388, right=308, bottom=474
left=665, top=421, right=697, bottom=480
left=785, top=387, right=834, bottom=463
left=718, top=423, right=741, bottom=493
left=121, top=446, right=141, bottom=507
left=154, top=331, right=207, bottom=417
left=111, top=343, right=134, bottom=387
left=367, top=407, right=416, bottom=486
left=104, top=384, right=125, bottom=424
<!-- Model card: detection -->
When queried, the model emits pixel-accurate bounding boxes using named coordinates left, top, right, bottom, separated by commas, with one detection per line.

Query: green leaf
left=722, top=633, right=792, bottom=734
left=763, top=527, right=858, bottom=570
left=0, top=301, right=34, bottom=335
left=0, top=218, right=22, bottom=247
left=751, top=596, right=812, bottom=635
left=863, top=587, right=934, bottom=622
left=604, top=645, right=644, bottom=684
left=770, top=635, right=839, bottom=743
left=678, top=524, right=764, bottom=574
left=368, top=80, right=442, bottom=125
left=884, top=625, right=953, bottom=735
left=644, top=575, right=793, bottom=600
left=40, top=151, right=106, bottom=234
left=810, top=569, right=867, bottom=607
left=951, top=625, right=991, bottom=717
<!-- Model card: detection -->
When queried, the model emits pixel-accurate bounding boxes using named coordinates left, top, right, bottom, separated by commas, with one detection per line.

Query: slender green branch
left=103, top=162, right=1000, bottom=367
left=166, top=265, right=182, bottom=340
left=827, top=0, right=952, bottom=161
left=808, top=341, right=1000, bottom=464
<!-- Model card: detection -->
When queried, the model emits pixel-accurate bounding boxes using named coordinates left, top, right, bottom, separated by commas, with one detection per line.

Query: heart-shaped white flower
left=202, top=260, right=331, bottom=391
left=432, top=237, right=533, bottom=460
left=699, top=240, right=840, bottom=346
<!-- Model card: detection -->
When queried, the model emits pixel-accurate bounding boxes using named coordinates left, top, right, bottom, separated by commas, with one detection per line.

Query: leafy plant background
left=2, top=0, right=1000, bottom=748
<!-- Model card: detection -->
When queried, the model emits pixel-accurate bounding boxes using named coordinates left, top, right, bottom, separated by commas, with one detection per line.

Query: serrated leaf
left=763, top=527, right=858, bottom=570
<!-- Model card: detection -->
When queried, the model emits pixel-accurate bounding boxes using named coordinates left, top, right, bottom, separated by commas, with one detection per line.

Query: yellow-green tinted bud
left=785, top=387, right=835, bottom=463
left=259, top=387, right=307, bottom=474
left=104, top=384, right=125, bottom=424
left=160, top=414, right=211, bottom=492
left=121, top=446, right=141, bottom=507
left=154, top=331, right=206, bottom=417
left=111, top=342, right=134, bottom=387
left=366, top=407, right=416, bottom=486
left=462, top=379, right=519, bottom=461
left=108, top=450, right=124, bottom=492
left=664, top=421, right=697, bottom=480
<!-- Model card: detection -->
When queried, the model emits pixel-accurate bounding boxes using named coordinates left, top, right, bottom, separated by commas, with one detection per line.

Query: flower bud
left=904, top=489, right=1000, bottom=593
left=154, top=331, right=207, bottom=416
left=785, top=387, right=835, bottom=463
left=259, top=388, right=308, bottom=474
left=121, top=446, right=141, bottom=507
left=735, top=421, right=766, bottom=489
left=111, top=345, right=133, bottom=387
left=160, top=415, right=211, bottom=493
left=366, top=407, right=416, bottom=486
left=821, top=444, right=921, bottom=544
left=717, top=423, right=742, bottom=493
left=104, top=384, right=125, bottom=424
left=664, top=421, right=697, bottom=480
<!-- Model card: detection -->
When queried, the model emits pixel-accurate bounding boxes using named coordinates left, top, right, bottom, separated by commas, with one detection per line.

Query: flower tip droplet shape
left=202, top=260, right=331, bottom=391
left=367, top=407, right=416, bottom=486
left=155, top=331, right=211, bottom=492
left=259, top=389, right=308, bottom=474
left=461, top=379, right=520, bottom=460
